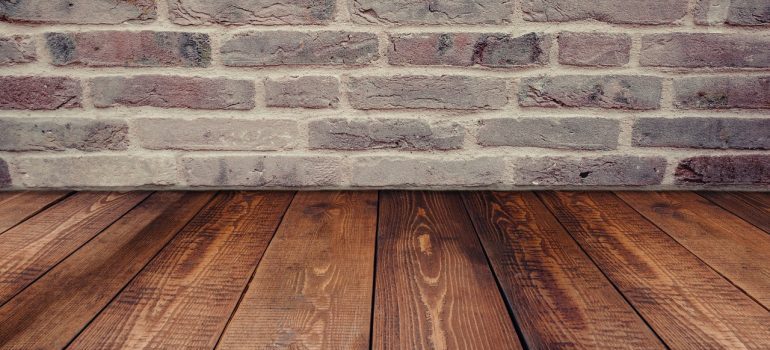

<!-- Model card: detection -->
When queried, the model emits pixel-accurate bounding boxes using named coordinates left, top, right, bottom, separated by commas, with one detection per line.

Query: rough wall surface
left=0, top=0, right=768, bottom=190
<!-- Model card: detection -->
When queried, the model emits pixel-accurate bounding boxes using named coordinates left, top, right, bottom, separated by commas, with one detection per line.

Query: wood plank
left=699, top=192, right=770, bottom=234
left=0, top=192, right=70, bottom=233
left=540, top=192, right=770, bottom=349
left=374, top=191, right=522, bottom=350
left=68, top=191, right=294, bottom=350
left=0, top=192, right=149, bottom=305
left=0, top=192, right=215, bottom=350
left=617, top=191, right=770, bottom=309
left=462, top=192, right=664, bottom=349
left=217, top=191, right=378, bottom=350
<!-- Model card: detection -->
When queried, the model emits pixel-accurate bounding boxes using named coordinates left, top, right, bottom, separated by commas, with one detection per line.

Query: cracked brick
left=309, top=118, right=464, bottom=150
left=169, top=0, right=335, bottom=25
left=519, top=75, right=662, bottom=110
left=0, top=76, right=81, bottom=110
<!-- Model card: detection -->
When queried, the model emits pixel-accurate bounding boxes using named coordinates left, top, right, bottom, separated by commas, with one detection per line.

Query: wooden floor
left=0, top=191, right=769, bottom=350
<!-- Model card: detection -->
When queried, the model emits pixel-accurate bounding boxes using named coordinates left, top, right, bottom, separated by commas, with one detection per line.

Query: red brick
left=92, top=76, right=255, bottom=110
left=641, top=33, right=770, bottom=68
left=0, top=76, right=81, bottom=110
left=676, top=155, right=770, bottom=185
left=558, top=32, right=631, bottom=67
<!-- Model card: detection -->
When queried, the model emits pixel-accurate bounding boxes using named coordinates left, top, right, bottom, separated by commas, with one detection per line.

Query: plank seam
left=369, top=190, right=381, bottom=350
left=695, top=192, right=770, bottom=235
left=0, top=191, right=75, bottom=236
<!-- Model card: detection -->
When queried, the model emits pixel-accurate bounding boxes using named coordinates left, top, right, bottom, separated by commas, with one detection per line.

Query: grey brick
left=181, top=155, right=343, bottom=187
left=349, top=156, right=507, bottom=187
left=134, top=118, right=298, bottom=151
left=14, top=155, right=177, bottom=188
left=513, top=156, right=667, bottom=186
left=674, top=76, right=770, bottom=110
left=0, top=35, right=35, bottom=66
left=351, top=0, right=514, bottom=25
left=0, top=158, right=10, bottom=188
left=676, top=155, right=770, bottom=185
left=0, top=118, right=129, bottom=152
left=519, top=75, right=663, bottom=110
left=633, top=118, right=770, bottom=149
left=641, top=33, right=770, bottom=68
left=169, top=0, right=335, bottom=25
left=0, top=0, right=156, bottom=24
left=265, top=77, right=340, bottom=108
left=522, top=0, right=688, bottom=24
left=478, top=117, right=620, bottom=150
left=309, top=118, right=464, bottom=151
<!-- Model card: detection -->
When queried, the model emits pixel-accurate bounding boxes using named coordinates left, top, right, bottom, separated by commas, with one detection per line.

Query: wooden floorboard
left=617, top=191, right=770, bottom=309
left=68, top=192, right=294, bottom=350
left=463, top=192, right=664, bottom=349
left=0, top=192, right=214, bottom=350
left=0, top=191, right=70, bottom=234
left=540, top=192, right=770, bottom=349
left=374, top=191, right=522, bottom=350
left=0, top=192, right=149, bottom=305
left=699, top=192, right=770, bottom=234
left=218, top=191, right=378, bottom=350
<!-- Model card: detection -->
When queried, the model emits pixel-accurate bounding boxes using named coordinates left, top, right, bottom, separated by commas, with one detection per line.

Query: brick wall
left=0, top=0, right=768, bottom=190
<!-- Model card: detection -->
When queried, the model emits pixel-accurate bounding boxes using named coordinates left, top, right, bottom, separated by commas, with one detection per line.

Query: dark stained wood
left=218, top=191, right=378, bottom=350
left=374, top=191, right=522, bottom=350
left=540, top=192, right=770, bottom=349
left=462, top=192, right=664, bottom=349
left=699, top=192, right=770, bottom=233
left=0, top=192, right=215, bottom=350
left=68, top=192, right=294, bottom=350
left=617, top=191, right=770, bottom=309
left=0, top=192, right=149, bottom=305
left=0, top=192, right=70, bottom=234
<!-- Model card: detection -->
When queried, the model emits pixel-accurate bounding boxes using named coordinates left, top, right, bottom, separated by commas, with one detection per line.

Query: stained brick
left=676, top=155, right=770, bottom=185
left=478, top=117, right=620, bottom=150
left=674, top=76, right=770, bottom=109
left=513, top=156, right=667, bottom=186
left=0, top=0, right=156, bottom=24
left=728, top=0, right=770, bottom=25
left=0, top=159, right=10, bottom=188
left=134, top=118, right=298, bottom=151
left=351, top=0, right=514, bottom=25
left=0, top=35, right=35, bottom=66
left=0, top=118, right=129, bottom=152
left=641, top=33, right=770, bottom=68
left=309, top=118, right=464, bottom=150
left=519, top=75, right=662, bottom=110
left=0, top=76, right=81, bottom=110
left=522, top=0, right=688, bottom=24
left=265, top=77, right=340, bottom=108
left=558, top=32, right=631, bottom=67
left=349, top=156, right=507, bottom=187
left=633, top=118, right=770, bottom=149
left=169, top=0, right=335, bottom=25
left=14, top=155, right=177, bottom=188
left=181, top=155, right=343, bottom=187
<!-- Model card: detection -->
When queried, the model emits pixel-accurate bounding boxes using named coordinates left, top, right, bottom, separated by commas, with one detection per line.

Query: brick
left=265, top=77, right=340, bottom=108
left=0, top=159, right=10, bottom=188
left=676, top=155, right=770, bottom=185
left=674, top=76, right=770, bottom=109
left=351, top=0, right=514, bottom=25
left=46, top=32, right=211, bottom=68
left=134, top=118, right=298, bottom=151
left=0, top=118, right=129, bottom=152
left=14, top=155, right=177, bottom=188
left=519, top=75, right=662, bottom=110
left=522, top=0, right=687, bottom=24
left=477, top=117, right=620, bottom=150
left=641, top=33, right=770, bottom=68
left=0, top=0, right=155, bottom=24
left=558, top=32, right=631, bottom=67
left=92, top=76, right=255, bottom=110
left=0, top=35, right=35, bottom=66
left=513, top=156, right=666, bottom=186
left=633, top=118, right=770, bottom=150
left=181, top=155, right=343, bottom=187
left=309, top=118, right=464, bottom=151
left=222, top=31, right=379, bottom=67
left=389, top=32, right=548, bottom=68
left=694, top=0, right=730, bottom=25
left=349, top=75, right=508, bottom=110
left=728, top=0, right=770, bottom=25
left=0, top=76, right=81, bottom=110
left=348, top=156, right=507, bottom=187
left=169, top=0, right=335, bottom=25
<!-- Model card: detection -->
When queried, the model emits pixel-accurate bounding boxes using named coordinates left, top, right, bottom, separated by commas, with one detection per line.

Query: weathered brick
left=181, top=155, right=343, bottom=187
left=0, top=118, right=129, bottom=152
left=0, top=35, right=35, bottom=66
left=389, top=32, right=548, bottom=68
left=728, top=0, right=770, bottom=25
left=519, top=75, right=662, bottom=110
left=0, top=0, right=156, bottom=24
left=558, top=32, right=631, bottom=67
left=676, top=155, right=770, bottom=185
left=674, top=76, right=770, bottom=109
left=0, top=159, right=10, bottom=188
left=0, top=76, right=81, bottom=110
left=513, top=156, right=666, bottom=186
left=349, top=75, right=508, bottom=110
left=641, top=33, right=770, bottom=68
left=694, top=0, right=730, bottom=25
left=633, top=118, right=770, bottom=150
left=348, top=156, right=507, bottom=187
left=309, top=118, right=464, bottom=151
left=222, top=31, right=379, bottom=67
left=265, top=77, right=340, bottom=108
left=134, top=118, right=298, bottom=151
left=522, top=0, right=688, bottom=24
left=46, top=32, right=211, bottom=67
left=92, top=76, right=255, bottom=110
left=477, top=117, right=620, bottom=150
left=14, top=155, right=177, bottom=188
left=351, top=0, right=514, bottom=25
left=169, top=0, right=335, bottom=25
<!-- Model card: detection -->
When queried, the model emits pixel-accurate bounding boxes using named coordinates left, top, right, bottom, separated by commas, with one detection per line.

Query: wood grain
left=217, top=191, right=378, bottom=350
left=617, top=191, right=770, bottom=309
left=699, top=192, right=770, bottom=234
left=463, top=192, right=664, bottom=349
left=68, top=191, right=294, bottom=350
left=0, top=192, right=149, bottom=305
left=0, top=192, right=70, bottom=234
left=374, top=191, right=522, bottom=350
left=0, top=192, right=215, bottom=350
left=540, top=192, right=770, bottom=349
